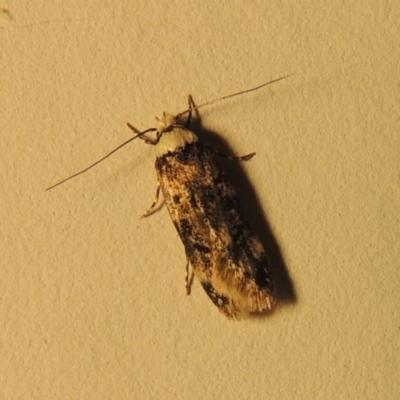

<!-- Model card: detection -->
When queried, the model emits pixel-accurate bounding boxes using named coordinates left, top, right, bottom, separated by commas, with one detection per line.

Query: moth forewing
left=152, top=112, right=276, bottom=319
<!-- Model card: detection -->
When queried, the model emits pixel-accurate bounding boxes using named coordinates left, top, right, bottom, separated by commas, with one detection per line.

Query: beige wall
left=1, top=2, right=398, bottom=399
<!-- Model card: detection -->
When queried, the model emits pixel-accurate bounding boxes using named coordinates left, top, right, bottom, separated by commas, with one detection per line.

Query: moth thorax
left=155, top=127, right=198, bottom=156
left=156, top=112, right=177, bottom=133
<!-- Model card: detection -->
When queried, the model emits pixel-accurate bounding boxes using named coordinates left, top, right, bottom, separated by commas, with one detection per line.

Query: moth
left=47, top=76, right=290, bottom=319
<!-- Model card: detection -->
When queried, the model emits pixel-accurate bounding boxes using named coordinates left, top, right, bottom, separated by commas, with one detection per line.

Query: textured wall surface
left=1, top=2, right=398, bottom=399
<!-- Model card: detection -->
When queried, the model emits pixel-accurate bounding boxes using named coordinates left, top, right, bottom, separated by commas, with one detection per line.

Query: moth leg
left=206, top=144, right=256, bottom=161
left=186, top=95, right=253, bottom=160
left=185, top=94, right=201, bottom=128
left=185, top=257, right=194, bottom=295
left=127, top=122, right=161, bottom=145
left=138, top=182, right=162, bottom=219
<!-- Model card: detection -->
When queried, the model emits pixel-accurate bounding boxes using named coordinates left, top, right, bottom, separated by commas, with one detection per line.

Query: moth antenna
left=46, top=127, right=157, bottom=190
left=176, top=74, right=293, bottom=119
left=47, top=75, right=292, bottom=190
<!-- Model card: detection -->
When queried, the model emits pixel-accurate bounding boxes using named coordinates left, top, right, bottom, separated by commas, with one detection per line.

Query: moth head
left=156, top=112, right=177, bottom=133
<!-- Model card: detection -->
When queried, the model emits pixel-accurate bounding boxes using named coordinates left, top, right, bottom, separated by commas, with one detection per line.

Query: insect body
left=149, top=110, right=276, bottom=319
left=47, top=77, right=290, bottom=319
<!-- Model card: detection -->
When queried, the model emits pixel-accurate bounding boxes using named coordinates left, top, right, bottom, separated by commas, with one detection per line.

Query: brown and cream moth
left=47, top=77, right=291, bottom=319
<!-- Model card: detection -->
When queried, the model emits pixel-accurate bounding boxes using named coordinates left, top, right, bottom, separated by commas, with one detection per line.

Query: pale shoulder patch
left=156, top=127, right=198, bottom=156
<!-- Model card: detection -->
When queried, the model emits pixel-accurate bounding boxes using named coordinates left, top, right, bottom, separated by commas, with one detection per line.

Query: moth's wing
left=197, top=173, right=275, bottom=317
left=199, top=280, right=242, bottom=319
left=210, top=227, right=276, bottom=317
left=156, top=140, right=275, bottom=318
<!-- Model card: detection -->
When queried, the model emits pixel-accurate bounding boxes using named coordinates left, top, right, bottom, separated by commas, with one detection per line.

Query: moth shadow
left=189, top=116, right=297, bottom=306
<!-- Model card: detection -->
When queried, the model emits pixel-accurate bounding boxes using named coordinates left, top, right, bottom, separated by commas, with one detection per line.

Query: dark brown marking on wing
left=155, top=136, right=275, bottom=316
